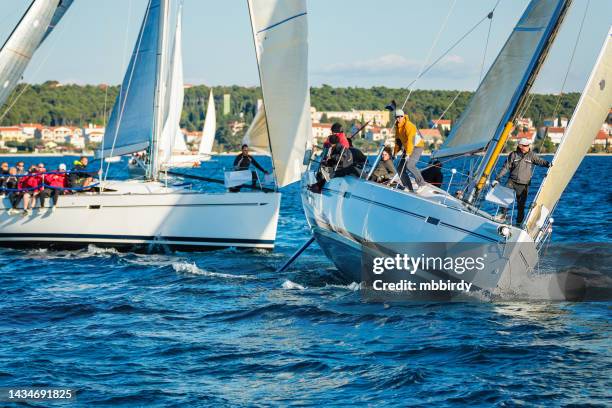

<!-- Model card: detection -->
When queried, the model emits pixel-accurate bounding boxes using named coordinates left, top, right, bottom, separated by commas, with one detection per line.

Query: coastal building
left=66, top=134, right=85, bottom=149
left=510, top=130, right=536, bottom=144
left=546, top=127, right=565, bottom=144
left=0, top=126, right=29, bottom=142
left=310, top=108, right=390, bottom=127
left=418, top=128, right=444, bottom=148
left=516, top=117, right=534, bottom=130
left=364, top=125, right=392, bottom=142
left=430, top=119, right=452, bottom=132
left=312, top=123, right=332, bottom=144
left=593, top=129, right=611, bottom=148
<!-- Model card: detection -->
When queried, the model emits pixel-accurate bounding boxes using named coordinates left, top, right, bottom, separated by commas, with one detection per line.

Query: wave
left=87, top=245, right=119, bottom=255
left=324, top=282, right=361, bottom=291
left=172, top=262, right=252, bottom=280
left=281, top=280, right=305, bottom=290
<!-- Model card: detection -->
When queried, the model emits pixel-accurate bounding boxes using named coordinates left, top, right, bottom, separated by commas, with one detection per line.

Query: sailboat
left=157, top=7, right=217, bottom=169
left=300, top=0, right=611, bottom=295
left=0, top=0, right=284, bottom=251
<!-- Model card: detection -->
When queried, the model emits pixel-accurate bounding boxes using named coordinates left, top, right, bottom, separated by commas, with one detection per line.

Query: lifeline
left=373, top=279, right=473, bottom=293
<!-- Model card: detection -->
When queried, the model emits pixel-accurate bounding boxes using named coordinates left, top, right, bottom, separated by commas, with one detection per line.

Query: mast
left=467, top=0, right=573, bottom=202
left=147, top=0, right=170, bottom=180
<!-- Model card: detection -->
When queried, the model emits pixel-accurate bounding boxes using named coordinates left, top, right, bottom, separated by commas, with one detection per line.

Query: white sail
left=100, top=0, right=162, bottom=158
left=435, top=0, right=570, bottom=158
left=526, top=27, right=612, bottom=236
left=242, top=104, right=270, bottom=155
left=158, top=4, right=187, bottom=163
left=198, top=89, right=216, bottom=155
left=0, top=0, right=61, bottom=108
left=247, top=0, right=312, bottom=187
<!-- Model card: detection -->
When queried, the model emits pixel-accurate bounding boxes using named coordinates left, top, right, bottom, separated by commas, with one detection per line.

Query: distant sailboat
left=300, top=0, right=610, bottom=295
left=198, top=89, right=216, bottom=160
left=159, top=8, right=215, bottom=169
left=0, top=0, right=281, bottom=251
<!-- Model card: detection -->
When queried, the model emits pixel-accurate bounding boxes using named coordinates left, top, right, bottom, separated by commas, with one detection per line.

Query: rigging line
left=399, top=2, right=500, bottom=110
left=551, top=0, right=589, bottom=123
left=479, top=0, right=501, bottom=82
left=401, top=0, right=457, bottom=109
left=104, top=0, right=150, bottom=182
left=0, top=3, right=72, bottom=124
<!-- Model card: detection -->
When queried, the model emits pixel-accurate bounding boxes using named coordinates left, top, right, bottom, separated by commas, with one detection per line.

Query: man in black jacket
left=493, top=138, right=551, bottom=225
left=231, top=144, right=269, bottom=191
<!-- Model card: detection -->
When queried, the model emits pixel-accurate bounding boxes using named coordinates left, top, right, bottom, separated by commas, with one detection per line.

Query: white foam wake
left=281, top=280, right=306, bottom=290
left=172, top=262, right=252, bottom=279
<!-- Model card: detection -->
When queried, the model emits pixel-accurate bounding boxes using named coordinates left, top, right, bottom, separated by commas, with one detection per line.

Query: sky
left=1, top=0, right=611, bottom=93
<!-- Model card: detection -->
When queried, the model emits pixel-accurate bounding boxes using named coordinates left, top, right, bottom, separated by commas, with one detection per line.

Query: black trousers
left=508, top=180, right=529, bottom=224
left=9, top=192, right=22, bottom=209
left=39, top=188, right=59, bottom=207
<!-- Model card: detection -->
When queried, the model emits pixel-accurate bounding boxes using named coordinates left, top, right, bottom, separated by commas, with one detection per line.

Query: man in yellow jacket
left=393, top=109, right=425, bottom=191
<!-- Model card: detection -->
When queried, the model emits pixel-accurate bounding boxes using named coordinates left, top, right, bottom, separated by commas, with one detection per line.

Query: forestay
left=247, top=0, right=312, bottom=187
left=0, top=0, right=61, bottom=108
left=526, top=27, right=612, bottom=237
left=199, top=90, right=217, bottom=155
left=100, top=0, right=161, bottom=158
left=435, top=0, right=570, bottom=158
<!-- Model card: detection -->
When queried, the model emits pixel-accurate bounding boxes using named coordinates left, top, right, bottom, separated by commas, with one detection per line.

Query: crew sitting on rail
left=231, top=144, right=269, bottom=192
left=5, top=167, right=21, bottom=215
left=19, top=166, right=42, bottom=216
left=68, top=156, right=97, bottom=189
left=40, top=163, right=67, bottom=211
left=370, top=146, right=396, bottom=184
left=0, top=162, right=9, bottom=194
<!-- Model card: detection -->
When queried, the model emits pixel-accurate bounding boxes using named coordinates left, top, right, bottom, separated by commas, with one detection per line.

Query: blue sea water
left=0, top=155, right=610, bottom=406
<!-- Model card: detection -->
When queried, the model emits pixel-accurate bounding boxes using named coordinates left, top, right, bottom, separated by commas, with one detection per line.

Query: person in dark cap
left=323, top=123, right=349, bottom=149
left=309, top=133, right=353, bottom=193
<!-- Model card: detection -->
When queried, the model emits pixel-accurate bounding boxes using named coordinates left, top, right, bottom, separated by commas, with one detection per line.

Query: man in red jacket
left=40, top=163, right=67, bottom=211
left=19, top=166, right=42, bottom=215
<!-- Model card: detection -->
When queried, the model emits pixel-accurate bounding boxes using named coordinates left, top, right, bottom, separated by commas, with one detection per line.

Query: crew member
left=68, top=156, right=97, bottom=189
left=231, top=144, right=269, bottom=192
left=5, top=167, right=21, bottom=215
left=308, top=134, right=353, bottom=193
left=370, top=146, right=396, bottom=183
left=393, top=109, right=425, bottom=192
left=348, top=138, right=367, bottom=175
left=19, top=166, right=42, bottom=215
left=323, top=123, right=349, bottom=149
left=493, top=137, right=551, bottom=225
left=40, top=163, right=67, bottom=210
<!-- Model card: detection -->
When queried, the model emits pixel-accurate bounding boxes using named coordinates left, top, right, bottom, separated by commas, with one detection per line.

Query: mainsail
left=435, top=0, right=571, bottom=158
left=198, top=90, right=217, bottom=155
left=242, top=104, right=269, bottom=155
left=525, top=27, right=612, bottom=237
left=247, top=0, right=312, bottom=187
left=0, top=0, right=63, bottom=108
left=159, top=4, right=187, bottom=163
left=100, top=0, right=162, bottom=158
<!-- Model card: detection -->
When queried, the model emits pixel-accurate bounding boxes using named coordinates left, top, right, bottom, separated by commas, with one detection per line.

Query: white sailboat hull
left=161, top=153, right=213, bottom=169
left=0, top=180, right=280, bottom=251
left=301, top=175, right=537, bottom=290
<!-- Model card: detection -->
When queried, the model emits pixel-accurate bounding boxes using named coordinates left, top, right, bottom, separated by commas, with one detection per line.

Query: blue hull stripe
left=0, top=233, right=274, bottom=245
